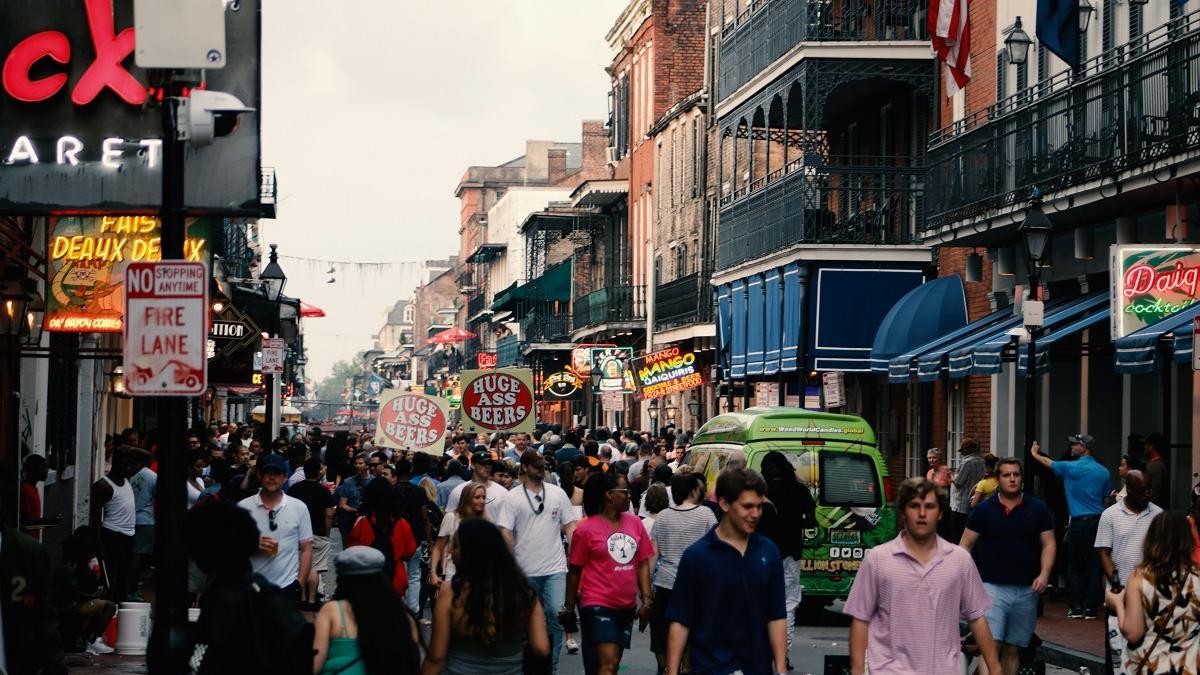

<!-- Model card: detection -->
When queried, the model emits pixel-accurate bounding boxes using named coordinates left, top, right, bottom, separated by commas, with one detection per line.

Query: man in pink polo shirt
left=845, top=476, right=1002, bottom=674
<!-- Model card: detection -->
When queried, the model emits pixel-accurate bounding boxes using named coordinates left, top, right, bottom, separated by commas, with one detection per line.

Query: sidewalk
left=1035, top=596, right=1106, bottom=672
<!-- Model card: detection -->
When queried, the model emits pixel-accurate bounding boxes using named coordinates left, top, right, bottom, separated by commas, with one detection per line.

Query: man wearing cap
left=1032, top=434, right=1111, bottom=619
left=238, top=453, right=313, bottom=603
left=444, top=450, right=509, bottom=521
left=497, top=450, right=580, bottom=673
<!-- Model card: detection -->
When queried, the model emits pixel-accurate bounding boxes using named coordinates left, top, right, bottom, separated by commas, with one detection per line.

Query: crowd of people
left=9, top=418, right=1200, bottom=674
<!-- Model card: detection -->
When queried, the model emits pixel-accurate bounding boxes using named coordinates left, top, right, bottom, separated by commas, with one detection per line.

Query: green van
left=683, top=407, right=895, bottom=602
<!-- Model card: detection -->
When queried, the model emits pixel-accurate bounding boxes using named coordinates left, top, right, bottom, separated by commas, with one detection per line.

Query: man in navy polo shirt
left=1031, top=434, right=1111, bottom=619
left=960, top=457, right=1055, bottom=675
left=665, top=467, right=788, bottom=675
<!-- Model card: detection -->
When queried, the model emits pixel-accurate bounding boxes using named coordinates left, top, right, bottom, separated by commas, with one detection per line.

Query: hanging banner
left=632, top=346, right=707, bottom=401
left=590, top=346, right=636, bottom=393
left=459, top=368, right=536, bottom=433
left=1111, top=245, right=1200, bottom=339
left=373, top=389, right=450, bottom=454
left=46, top=215, right=211, bottom=332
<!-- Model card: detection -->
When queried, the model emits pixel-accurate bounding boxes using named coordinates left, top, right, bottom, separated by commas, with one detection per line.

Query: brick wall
left=653, top=0, right=707, bottom=120
left=652, top=108, right=706, bottom=282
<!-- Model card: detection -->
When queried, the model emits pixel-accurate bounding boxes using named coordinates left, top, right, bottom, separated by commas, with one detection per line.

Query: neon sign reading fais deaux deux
left=0, top=0, right=262, bottom=215
left=1111, top=245, right=1200, bottom=339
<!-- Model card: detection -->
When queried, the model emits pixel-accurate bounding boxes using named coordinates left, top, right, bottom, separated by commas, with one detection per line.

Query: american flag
left=930, top=0, right=972, bottom=95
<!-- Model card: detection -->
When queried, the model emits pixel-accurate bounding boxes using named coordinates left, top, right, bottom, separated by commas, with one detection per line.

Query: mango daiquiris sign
left=1111, top=245, right=1200, bottom=339
left=632, top=346, right=706, bottom=401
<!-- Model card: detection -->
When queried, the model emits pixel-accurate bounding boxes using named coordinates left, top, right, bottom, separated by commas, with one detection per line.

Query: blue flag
left=1037, top=0, right=1081, bottom=70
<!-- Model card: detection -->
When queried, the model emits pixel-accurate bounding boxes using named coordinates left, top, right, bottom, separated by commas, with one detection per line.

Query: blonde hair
left=456, top=481, right=490, bottom=522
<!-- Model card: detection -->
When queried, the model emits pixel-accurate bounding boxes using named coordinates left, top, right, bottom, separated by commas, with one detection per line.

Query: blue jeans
left=405, top=542, right=425, bottom=615
left=529, top=572, right=566, bottom=673
left=1068, top=515, right=1102, bottom=613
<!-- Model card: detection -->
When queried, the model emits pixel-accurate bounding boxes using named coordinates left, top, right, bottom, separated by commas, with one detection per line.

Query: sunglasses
left=268, top=508, right=278, bottom=532
left=607, top=488, right=631, bottom=495
left=369, top=462, right=381, bottom=467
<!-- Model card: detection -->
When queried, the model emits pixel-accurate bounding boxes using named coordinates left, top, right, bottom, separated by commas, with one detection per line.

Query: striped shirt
left=651, top=504, right=717, bottom=589
left=844, top=533, right=991, bottom=674
left=951, top=454, right=985, bottom=514
left=1095, top=500, right=1162, bottom=588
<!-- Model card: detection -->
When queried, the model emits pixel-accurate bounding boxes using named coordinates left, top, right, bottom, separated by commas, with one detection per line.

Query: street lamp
left=1078, top=0, right=1094, bottom=33
left=648, top=398, right=659, bottom=434
left=1004, top=17, right=1033, bottom=66
left=687, top=393, right=701, bottom=418
left=665, top=404, right=678, bottom=421
left=109, top=365, right=129, bottom=398
left=22, top=292, right=44, bottom=347
left=0, top=281, right=30, bottom=337
left=1019, top=193, right=1052, bottom=483
left=259, top=244, right=287, bottom=444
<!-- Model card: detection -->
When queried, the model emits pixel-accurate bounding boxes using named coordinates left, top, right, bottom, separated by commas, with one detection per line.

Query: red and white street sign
left=123, top=261, right=208, bottom=396
left=261, top=337, right=285, bottom=374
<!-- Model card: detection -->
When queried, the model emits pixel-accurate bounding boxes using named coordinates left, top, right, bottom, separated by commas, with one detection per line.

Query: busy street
left=3, top=0, right=1200, bottom=674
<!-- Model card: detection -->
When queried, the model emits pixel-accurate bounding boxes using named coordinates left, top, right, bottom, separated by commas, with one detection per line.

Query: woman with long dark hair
left=347, top=477, right=417, bottom=595
left=313, top=546, right=422, bottom=675
left=1105, top=510, right=1200, bottom=673
left=422, top=519, right=549, bottom=675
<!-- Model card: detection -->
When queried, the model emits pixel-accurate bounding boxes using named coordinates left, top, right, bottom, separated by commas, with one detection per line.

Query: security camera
left=178, top=90, right=255, bottom=146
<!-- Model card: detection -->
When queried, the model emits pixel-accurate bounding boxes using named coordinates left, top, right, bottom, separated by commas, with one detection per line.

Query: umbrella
left=300, top=301, right=326, bottom=318
left=428, top=327, right=476, bottom=344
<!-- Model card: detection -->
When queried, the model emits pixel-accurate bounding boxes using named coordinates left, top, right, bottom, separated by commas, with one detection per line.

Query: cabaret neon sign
left=4, top=135, right=162, bottom=167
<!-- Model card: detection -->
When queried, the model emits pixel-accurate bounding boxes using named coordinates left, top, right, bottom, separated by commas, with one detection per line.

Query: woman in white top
left=186, top=449, right=207, bottom=508
left=429, top=481, right=488, bottom=585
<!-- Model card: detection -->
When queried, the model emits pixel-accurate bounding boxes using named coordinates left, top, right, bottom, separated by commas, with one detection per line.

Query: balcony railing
left=466, top=293, right=488, bottom=319
left=719, top=0, right=928, bottom=100
left=925, top=11, right=1200, bottom=231
left=521, top=312, right=571, bottom=343
left=718, top=157, right=923, bottom=269
left=572, top=285, right=648, bottom=332
left=655, top=272, right=714, bottom=330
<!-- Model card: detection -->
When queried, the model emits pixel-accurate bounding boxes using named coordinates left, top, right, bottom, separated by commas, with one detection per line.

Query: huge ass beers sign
left=459, top=368, right=535, bottom=434
left=0, top=0, right=261, bottom=214
left=373, top=390, right=449, bottom=455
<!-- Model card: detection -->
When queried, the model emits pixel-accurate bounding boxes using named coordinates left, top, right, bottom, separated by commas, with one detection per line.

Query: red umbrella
left=428, top=327, right=476, bottom=344
left=300, top=301, right=326, bottom=318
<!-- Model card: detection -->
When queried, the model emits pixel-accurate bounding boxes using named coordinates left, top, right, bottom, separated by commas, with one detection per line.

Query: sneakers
left=87, top=638, right=115, bottom=655
left=565, top=637, right=580, bottom=654
left=1084, top=610, right=1099, bottom=620
left=1066, top=608, right=1086, bottom=619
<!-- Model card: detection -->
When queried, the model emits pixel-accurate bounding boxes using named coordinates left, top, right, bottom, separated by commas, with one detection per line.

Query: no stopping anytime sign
left=459, top=368, right=536, bottom=433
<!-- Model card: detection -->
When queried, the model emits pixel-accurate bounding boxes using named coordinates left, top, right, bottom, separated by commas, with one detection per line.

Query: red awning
left=429, top=327, right=476, bottom=344
left=300, top=302, right=326, bottom=318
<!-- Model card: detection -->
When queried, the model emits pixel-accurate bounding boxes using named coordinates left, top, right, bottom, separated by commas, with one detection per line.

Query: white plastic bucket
left=115, top=602, right=152, bottom=656
left=188, top=607, right=201, bottom=623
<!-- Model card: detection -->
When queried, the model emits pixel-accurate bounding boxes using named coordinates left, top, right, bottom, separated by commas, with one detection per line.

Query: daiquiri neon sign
left=1112, top=246, right=1200, bottom=339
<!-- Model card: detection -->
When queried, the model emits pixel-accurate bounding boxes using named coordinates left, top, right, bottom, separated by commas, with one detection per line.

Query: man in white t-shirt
left=497, top=449, right=579, bottom=673
left=444, top=453, right=509, bottom=521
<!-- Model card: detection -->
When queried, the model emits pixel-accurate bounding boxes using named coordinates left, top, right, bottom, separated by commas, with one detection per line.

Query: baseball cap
left=1067, top=434, right=1096, bottom=450
left=257, top=453, right=288, bottom=475
left=335, top=546, right=385, bottom=577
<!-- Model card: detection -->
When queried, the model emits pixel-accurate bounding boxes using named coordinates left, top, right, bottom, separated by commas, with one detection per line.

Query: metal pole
left=1024, top=275, right=1040, bottom=489
left=148, top=83, right=190, bottom=674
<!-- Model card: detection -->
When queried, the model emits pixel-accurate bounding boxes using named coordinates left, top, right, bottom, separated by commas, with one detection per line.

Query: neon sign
left=1, top=0, right=145, bottom=105
left=1112, top=246, right=1200, bottom=339
left=632, top=346, right=706, bottom=400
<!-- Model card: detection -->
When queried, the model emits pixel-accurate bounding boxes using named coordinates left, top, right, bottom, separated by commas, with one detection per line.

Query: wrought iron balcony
left=572, top=285, right=647, bottom=332
left=521, top=312, right=571, bottom=343
left=719, top=0, right=929, bottom=100
left=925, top=11, right=1200, bottom=233
left=655, top=272, right=714, bottom=330
left=466, top=292, right=489, bottom=319
left=717, top=156, right=923, bottom=269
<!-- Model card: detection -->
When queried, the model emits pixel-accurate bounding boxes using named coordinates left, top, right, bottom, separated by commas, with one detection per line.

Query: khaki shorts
left=312, top=535, right=332, bottom=573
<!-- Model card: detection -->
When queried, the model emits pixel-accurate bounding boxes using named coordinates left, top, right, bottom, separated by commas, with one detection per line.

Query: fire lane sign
left=123, top=261, right=207, bottom=396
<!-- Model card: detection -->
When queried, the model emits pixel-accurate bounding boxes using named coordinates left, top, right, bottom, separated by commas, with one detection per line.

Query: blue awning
left=808, top=265, right=924, bottom=372
left=951, top=292, right=1108, bottom=378
left=781, top=263, right=801, bottom=372
left=717, top=284, right=731, bottom=378
left=730, top=279, right=747, bottom=378
left=1017, top=305, right=1111, bottom=374
left=764, top=269, right=782, bottom=376
left=1114, top=301, right=1200, bottom=374
left=887, top=306, right=1015, bottom=383
left=746, top=274, right=765, bottom=376
left=870, top=276, right=967, bottom=373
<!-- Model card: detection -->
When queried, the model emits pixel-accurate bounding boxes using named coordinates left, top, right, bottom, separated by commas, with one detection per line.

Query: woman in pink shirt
left=925, top=448, right=951, bottom=488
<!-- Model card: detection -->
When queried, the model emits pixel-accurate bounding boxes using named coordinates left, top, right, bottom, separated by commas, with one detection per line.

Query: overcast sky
left=261, top=1, right=626, bottom=385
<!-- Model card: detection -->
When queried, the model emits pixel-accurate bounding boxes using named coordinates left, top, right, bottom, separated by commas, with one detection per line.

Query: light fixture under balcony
left=1004, top=17, right=1033, bottom=66
left=1079, top=0, right=1095, bottom=33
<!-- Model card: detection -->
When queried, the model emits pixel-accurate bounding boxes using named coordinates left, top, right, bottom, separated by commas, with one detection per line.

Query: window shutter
left=1037, top=42, right=1047, bottom=83
left=1102, top=0, right=1114, bottom=55
left=996, top=49, right=1009, bottom=102
left=1129, top=3, right=1142, bottom=42
left=1017, top=59, right=1028, bottom=96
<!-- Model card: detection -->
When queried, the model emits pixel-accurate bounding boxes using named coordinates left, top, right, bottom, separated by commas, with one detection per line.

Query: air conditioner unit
left=607, top=147, right=621, bottom=164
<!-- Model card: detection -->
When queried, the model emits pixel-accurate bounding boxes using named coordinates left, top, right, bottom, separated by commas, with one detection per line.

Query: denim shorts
left=579, top=605, right=635, bottom=674
left=983, top=583, right=1038, bottom=647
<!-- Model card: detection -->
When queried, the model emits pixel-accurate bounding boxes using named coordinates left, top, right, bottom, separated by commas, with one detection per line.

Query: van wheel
left=797, top=597, right=833, bottom=623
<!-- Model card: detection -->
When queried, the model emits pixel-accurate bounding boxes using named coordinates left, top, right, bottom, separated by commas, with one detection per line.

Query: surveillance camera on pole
left=178, top=90, right=255, bottom=146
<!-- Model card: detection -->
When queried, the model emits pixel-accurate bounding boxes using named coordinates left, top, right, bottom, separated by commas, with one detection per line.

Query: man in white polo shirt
left=445, top=451, right=509, bottom=521
left=1096, top=470, right=1160, bottom=670
left=497, top=450, right=579, bottom=673
left=238, top=453, right=312, bottom=603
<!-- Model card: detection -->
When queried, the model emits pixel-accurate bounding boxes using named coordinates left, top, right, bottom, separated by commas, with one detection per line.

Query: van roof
left=692, top=407, right=876, bottom=446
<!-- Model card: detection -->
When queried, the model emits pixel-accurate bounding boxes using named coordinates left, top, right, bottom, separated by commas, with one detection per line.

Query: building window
left=947, top=383, right=966, bottom=467
left=654, top=256, right=662, bottom=287
left=675, top=243, right=688, bottom=277
left=905, top=383, right=923, bottom=478
left=691, top=118, right=702, bottom=198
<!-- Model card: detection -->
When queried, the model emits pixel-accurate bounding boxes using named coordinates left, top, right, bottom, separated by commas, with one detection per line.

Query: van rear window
left=819, top=453, right=881, bottom=508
